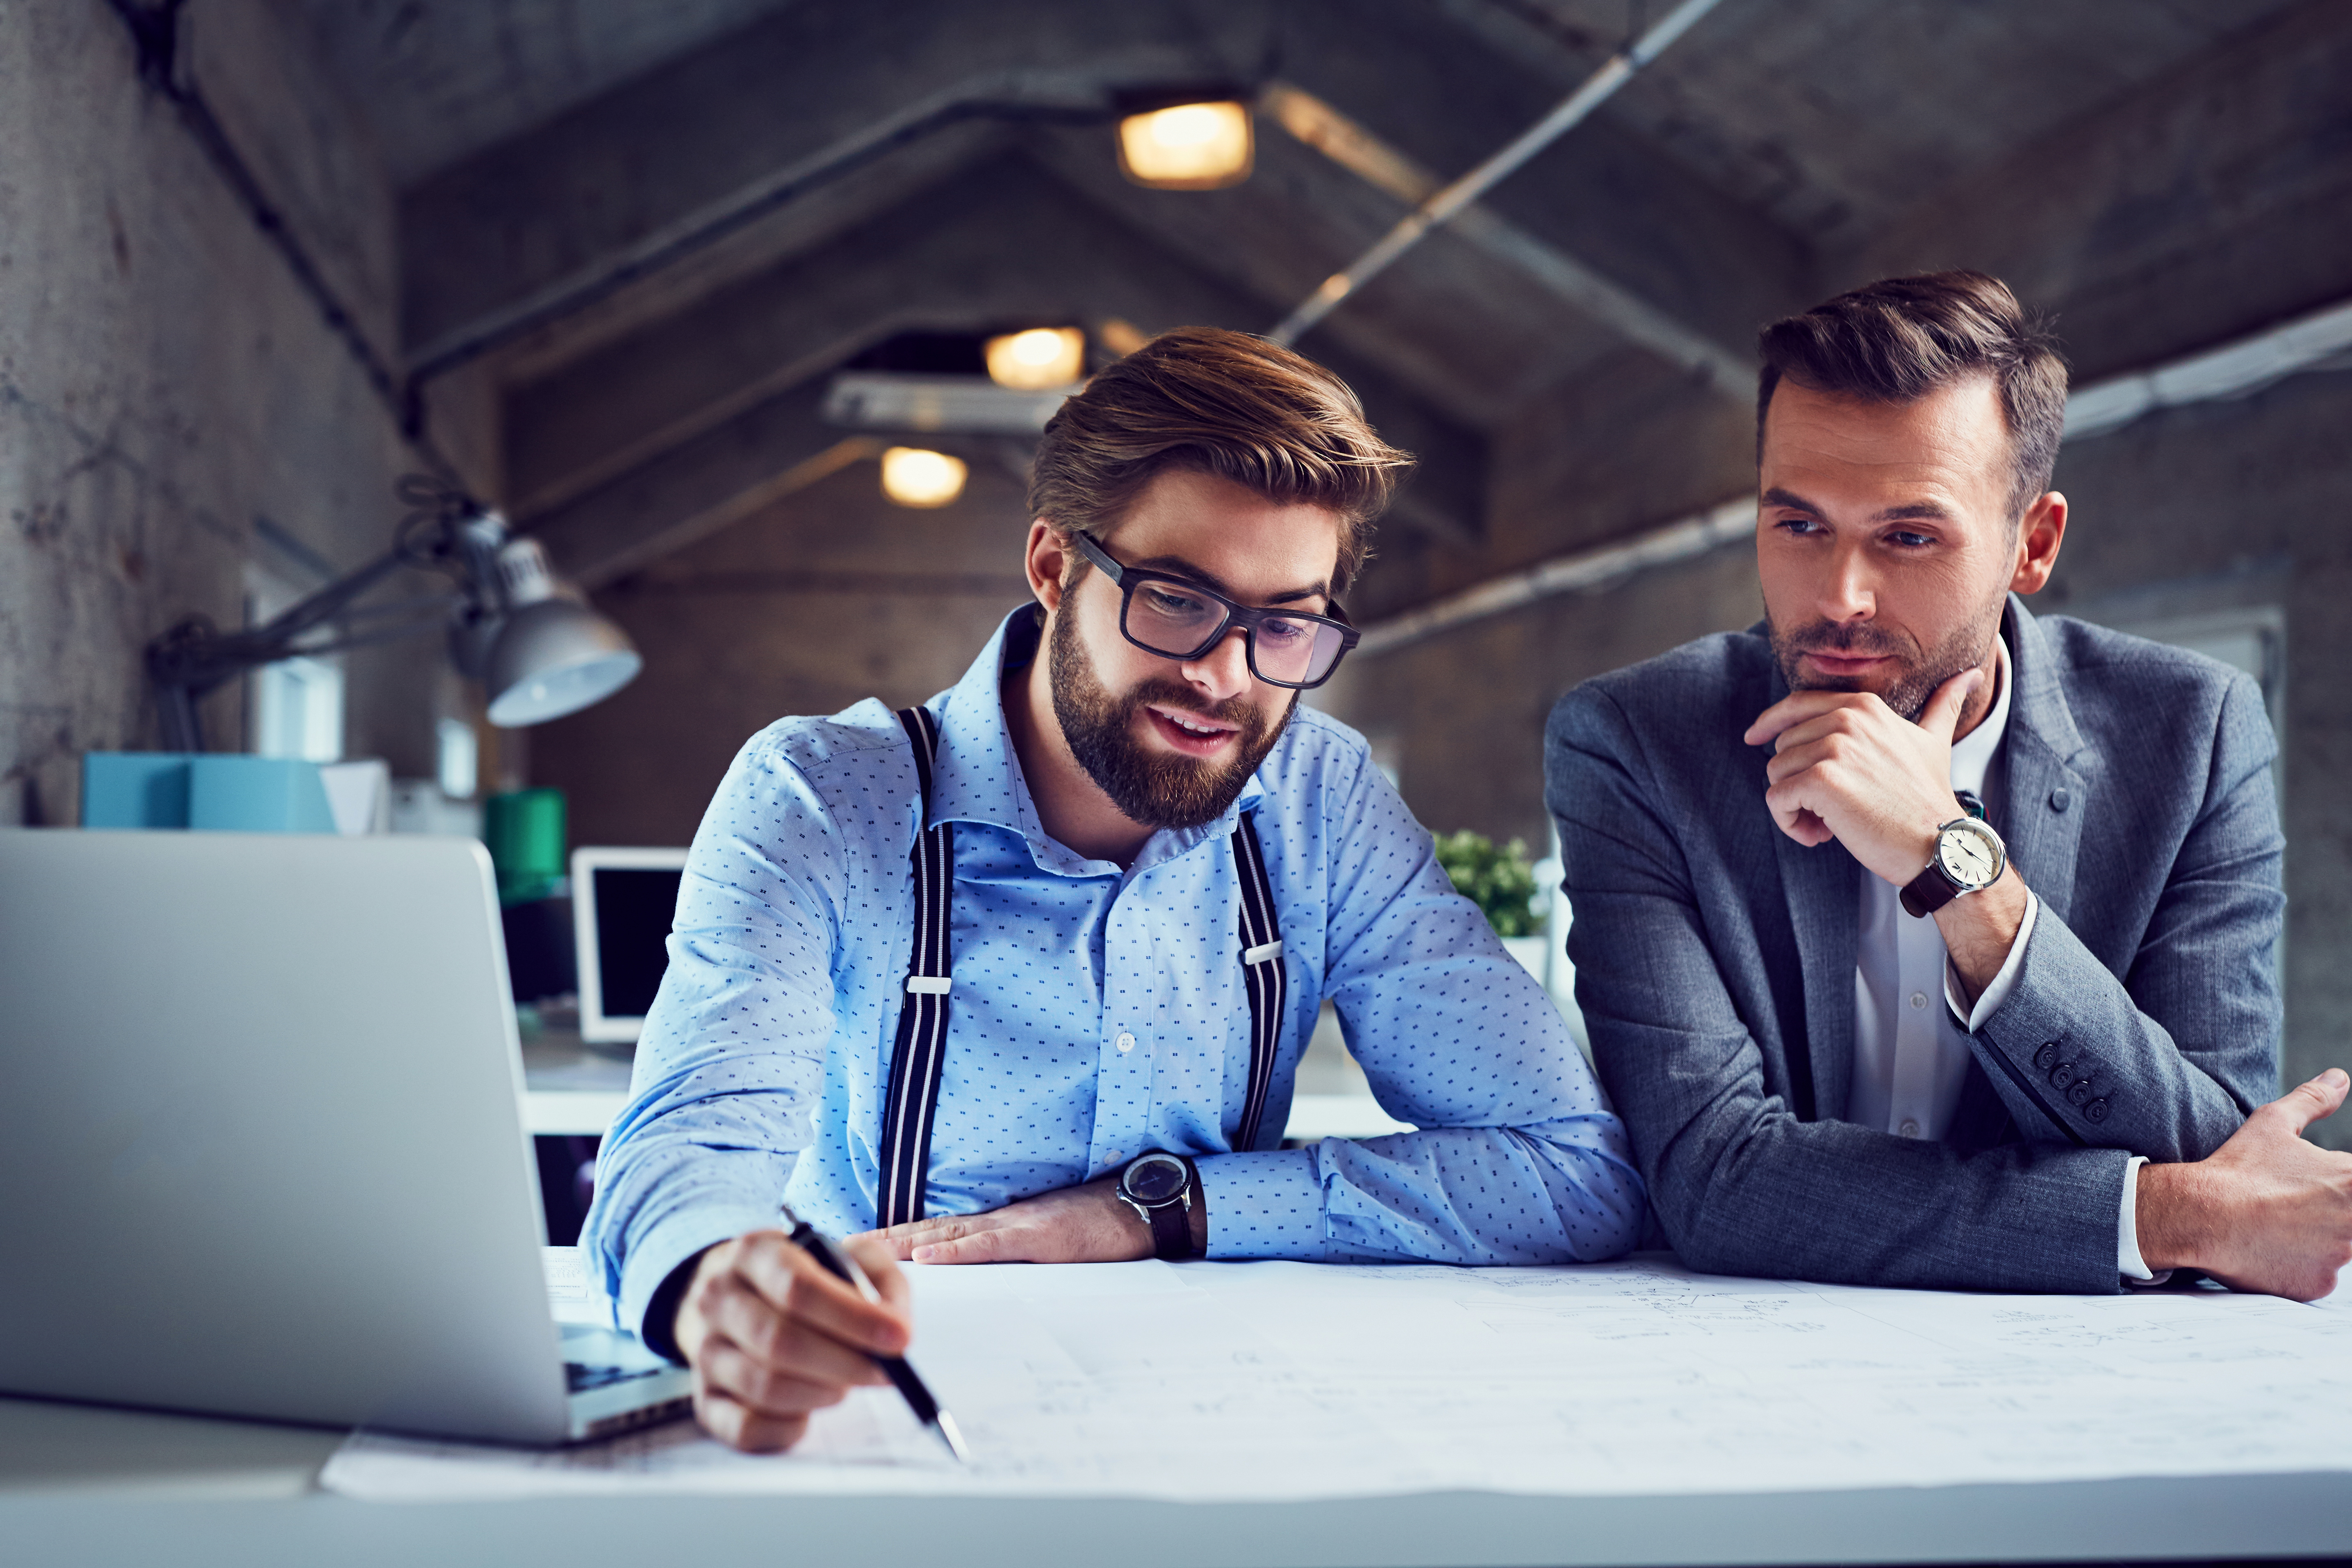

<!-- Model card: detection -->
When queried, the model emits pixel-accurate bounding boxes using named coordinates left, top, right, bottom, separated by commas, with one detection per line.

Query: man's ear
left=1025, top=521, right=1072, bottom=612
left=2009, top=491, right=2067, bottom=595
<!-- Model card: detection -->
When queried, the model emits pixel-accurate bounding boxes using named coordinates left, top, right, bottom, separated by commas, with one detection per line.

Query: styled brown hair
left=1028, top=326, right=1413, bottom=595
left=1757, top=271, right=2070, bottom=522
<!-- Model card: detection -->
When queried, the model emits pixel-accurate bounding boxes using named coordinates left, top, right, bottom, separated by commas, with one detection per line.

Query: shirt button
left=1116, top=1032, right=1136, bottom=1054
left=1908, top=992, right=1928, bottom=1011
left=1898, top=1118, right=1921, bottom=1138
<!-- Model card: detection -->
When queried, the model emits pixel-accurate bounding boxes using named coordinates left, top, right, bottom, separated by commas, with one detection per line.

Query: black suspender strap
left=877, top=710, right=1290, bottom=1221
left=1232, top=812, right=1286, bottom=1154
left=878, top=706, right=954, bottom=1229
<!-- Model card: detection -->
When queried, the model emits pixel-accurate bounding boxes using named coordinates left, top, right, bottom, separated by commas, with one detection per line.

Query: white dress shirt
left=1850, top=637, right=2153, bottom=1280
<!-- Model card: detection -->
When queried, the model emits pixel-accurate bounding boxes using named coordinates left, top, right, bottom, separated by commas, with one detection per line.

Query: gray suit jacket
left=1545, top=596, right=2283, bottom=1293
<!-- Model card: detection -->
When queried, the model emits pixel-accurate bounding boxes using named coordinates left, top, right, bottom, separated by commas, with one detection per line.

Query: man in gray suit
left=1547, top=271, right=2352, bottom=1297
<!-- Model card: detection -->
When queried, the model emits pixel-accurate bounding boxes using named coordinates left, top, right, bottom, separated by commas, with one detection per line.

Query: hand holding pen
left=669, top=1210, right=965, bottom=1459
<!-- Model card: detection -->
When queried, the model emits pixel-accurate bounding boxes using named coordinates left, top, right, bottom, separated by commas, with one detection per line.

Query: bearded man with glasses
left=585, top=326, right=1644, bottom=1452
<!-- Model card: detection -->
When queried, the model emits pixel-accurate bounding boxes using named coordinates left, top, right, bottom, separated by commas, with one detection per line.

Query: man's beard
left=1048, top=605, right=1293, bottom=830
left=1769, top=600, right=2001, bottom=721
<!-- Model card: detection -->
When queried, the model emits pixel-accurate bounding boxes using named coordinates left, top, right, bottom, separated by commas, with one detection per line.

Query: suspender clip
left=1241, top=940, right=1284, bottom=966
left=904, top=975, right=952, bottom=995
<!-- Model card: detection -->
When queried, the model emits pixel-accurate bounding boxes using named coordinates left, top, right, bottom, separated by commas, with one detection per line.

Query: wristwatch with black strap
left=1117, top=1151, right=1200, bottom=1261
left=1899, top=811, right=2008, bottom=918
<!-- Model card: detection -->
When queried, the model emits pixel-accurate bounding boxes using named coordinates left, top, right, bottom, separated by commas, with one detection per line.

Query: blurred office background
left=3, top=0, right=2348, bottom=1140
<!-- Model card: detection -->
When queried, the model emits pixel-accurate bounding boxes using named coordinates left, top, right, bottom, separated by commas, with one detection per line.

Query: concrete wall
left=0, top=0, right=440, bottom=824
left=531, top=455, right=1035, bottom=849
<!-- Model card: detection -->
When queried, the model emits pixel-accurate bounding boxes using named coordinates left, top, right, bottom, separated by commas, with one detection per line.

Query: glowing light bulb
left=880, top=447, right=967, bottom=509
left=984, top=327, right=1086, bottom=391
left=1117, top=101, right=1253, bottom=190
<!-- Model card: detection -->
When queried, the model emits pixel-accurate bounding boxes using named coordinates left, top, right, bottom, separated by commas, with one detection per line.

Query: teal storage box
left=80, top=752, right=335, bottom=833
left=189, top=756, right=337, bottom=833
left=81, top=752, right=194, bottom=828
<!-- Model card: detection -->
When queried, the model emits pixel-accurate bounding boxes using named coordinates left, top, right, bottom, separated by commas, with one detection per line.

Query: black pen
left=781, top=1204, right=969, bottom=1462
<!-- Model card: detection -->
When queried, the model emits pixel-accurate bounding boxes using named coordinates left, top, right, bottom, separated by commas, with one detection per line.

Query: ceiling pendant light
left=1117, top=100, right=1253, bottom=190
left=880, top=446, right=968, bottom=508
left=984, top=327, right=1086, bottom=391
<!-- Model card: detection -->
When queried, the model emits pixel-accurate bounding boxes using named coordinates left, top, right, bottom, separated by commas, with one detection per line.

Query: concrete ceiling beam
left=1279, top=0, right=1810, bottom=360
left=1025, top=125, right=1616, bottom=427
left=397, top=0, right=1275, bottom=365
left=1848, top=0, right=2352, bottom=380
left=506, top=154, right=1489, bottom=571
left=1260, top=82, right=1751, bottom=400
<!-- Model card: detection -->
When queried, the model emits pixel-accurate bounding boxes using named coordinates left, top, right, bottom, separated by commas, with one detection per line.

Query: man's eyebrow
left=1759, top=488, right=1956, bottom=525
left=1123, top=553, right=1330, bottom=605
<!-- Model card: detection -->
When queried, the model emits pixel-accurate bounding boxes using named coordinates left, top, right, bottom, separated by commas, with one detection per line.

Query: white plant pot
left=1501, top=934, right=1548, bottom=984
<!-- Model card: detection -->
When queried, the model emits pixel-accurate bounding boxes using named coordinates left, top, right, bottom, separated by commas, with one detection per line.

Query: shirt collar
left=1948, top=625, right=2013, bottom=799
left=925, top=606, right=1268, bottom=876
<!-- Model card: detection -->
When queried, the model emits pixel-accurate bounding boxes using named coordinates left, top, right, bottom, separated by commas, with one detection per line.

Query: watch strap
left=1899, top=863, right=1960, bottom=919
left=1144, top=1190, right=1192, bottom=1261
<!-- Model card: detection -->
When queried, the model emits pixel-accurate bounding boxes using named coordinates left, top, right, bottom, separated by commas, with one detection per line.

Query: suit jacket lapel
left=1749, top=655, right=1858, bottom=1123
left=1998, top=597, right=2088, bottom=926
left=1774, top=823, right=1858, bottom=1124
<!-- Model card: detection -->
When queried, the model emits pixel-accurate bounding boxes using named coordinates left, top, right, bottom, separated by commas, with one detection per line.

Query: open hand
left=2138, top=1069, right=2352, bottom=1300
left=864, top=1174, right=1185, bottom=1264
left=1744, top=667, right=1983, bottom=886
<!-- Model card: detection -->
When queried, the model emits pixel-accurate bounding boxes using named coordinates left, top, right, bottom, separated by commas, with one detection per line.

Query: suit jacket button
left=2049, top=1062, right=2075, bottom=1089
left=2084, top=1098, right=2109, bottom=1123
left=2050, top=787, right=2071, bottom=811
left=2034, top=1043, right=2060, bottom=1070
left=2067, top=1080, right=2092, bottom=1107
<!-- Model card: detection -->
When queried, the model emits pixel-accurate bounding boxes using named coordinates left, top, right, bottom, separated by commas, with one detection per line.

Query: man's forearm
left=1934, top=868, right=2031, bottom=1006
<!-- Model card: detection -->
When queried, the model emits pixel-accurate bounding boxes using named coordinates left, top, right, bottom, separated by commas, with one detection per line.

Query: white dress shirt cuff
left=2118, top=1155, right=2163, bottom=1283
left=1943, top=888, right=2040, bottom=1032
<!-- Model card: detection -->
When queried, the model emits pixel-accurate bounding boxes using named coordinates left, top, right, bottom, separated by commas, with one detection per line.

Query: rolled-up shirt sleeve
left=1199, top=742, right=1646, bottom=1265
left=582, top=737, right=844, bottom=1338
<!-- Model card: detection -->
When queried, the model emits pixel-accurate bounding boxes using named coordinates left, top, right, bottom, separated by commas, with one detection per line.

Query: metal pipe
left=1266, top=0, right=1729, bottom=346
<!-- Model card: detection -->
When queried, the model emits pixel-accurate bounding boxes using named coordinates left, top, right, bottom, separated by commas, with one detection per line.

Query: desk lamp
left=146, top=477, right=641, bottom=752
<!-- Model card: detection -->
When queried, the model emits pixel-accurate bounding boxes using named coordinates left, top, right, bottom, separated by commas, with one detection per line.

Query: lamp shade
left=483, top=598, right=642, bottom=727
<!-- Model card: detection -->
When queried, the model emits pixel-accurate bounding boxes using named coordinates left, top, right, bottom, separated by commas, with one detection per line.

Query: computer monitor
left=570, top=847, right=688, bottom=1044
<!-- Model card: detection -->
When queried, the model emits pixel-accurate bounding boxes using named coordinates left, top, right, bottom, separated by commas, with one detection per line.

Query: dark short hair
left=1028, top=326, right=1414, bottom=595
left=1756, top=271, right=2069, bottom=522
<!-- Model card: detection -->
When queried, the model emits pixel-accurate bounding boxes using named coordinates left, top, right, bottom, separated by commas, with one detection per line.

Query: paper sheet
left=324, top=1253, right=2352, bottom=1503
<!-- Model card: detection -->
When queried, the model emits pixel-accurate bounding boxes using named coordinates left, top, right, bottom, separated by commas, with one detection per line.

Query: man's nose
left=1177, top=626, right=1254, bottom=703
left=1819, top=538, right=1876, bottom=622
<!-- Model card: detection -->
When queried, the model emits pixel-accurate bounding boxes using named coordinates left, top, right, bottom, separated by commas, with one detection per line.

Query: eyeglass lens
left=1123, top=579, right=1348, bottom=685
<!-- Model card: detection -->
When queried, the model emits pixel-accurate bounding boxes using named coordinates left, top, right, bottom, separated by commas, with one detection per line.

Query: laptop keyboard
left=565, top=1361, right=669, bottom=1394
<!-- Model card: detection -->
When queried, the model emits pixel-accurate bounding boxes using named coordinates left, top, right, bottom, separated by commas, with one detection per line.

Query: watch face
left=1125, top=1154, right=1187, bottom=1205
left=1937, top=819, right=2002, bottom=890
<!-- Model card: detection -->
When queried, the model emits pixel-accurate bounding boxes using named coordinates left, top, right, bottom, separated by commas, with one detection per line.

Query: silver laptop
left=0, top=829, right=690, bottom=1444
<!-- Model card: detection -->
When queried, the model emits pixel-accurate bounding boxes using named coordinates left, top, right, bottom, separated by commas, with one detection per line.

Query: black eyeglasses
left=1071, top=533, right=1359, bottom=690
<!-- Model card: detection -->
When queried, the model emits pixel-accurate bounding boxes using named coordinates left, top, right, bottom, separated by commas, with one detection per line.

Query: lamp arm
left=145, top=542, right=475, bottom=751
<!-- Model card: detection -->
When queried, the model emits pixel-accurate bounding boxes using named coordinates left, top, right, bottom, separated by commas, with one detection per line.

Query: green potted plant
left=1432, top=831, right=1548, bottom=981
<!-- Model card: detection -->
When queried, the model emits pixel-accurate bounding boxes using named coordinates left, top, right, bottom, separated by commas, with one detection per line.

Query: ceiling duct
left=822, top=372, right=1068, bottom=435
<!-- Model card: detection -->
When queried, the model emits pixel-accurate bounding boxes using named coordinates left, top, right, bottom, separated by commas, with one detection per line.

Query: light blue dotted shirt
left=585, top=609, right=1644, bottom=1335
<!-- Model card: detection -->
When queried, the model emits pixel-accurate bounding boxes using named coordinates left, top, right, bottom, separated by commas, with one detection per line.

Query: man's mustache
left=1783, top=622, right=1915, bottom=659
left=1127, top=679, right=1261, bottom=729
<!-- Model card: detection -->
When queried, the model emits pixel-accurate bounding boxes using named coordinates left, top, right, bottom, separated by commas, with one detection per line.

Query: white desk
left=6, top=1383, right=2348, bottom=1568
